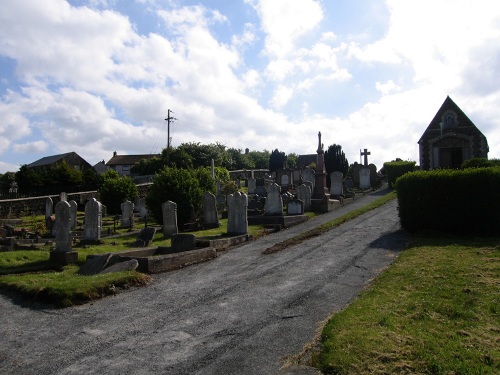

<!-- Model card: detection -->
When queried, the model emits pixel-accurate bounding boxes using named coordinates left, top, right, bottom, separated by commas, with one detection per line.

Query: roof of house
left=297, top=154, right=317, bottom=169
left=418, top=96, right=487, bottom=144
left=106, top=153, right=160, bottom=166
left=27, top=152, right=87, bottom=168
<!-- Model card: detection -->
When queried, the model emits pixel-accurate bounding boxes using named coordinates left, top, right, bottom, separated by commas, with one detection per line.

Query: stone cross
left=360, top=148, right=371, bottom=166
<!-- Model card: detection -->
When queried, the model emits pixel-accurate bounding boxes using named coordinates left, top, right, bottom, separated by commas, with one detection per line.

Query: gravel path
left=0, top=187, right=410, bottom=374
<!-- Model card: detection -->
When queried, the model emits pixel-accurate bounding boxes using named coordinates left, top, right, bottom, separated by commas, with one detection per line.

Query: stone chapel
left=418, top=96, right=489, bottom=170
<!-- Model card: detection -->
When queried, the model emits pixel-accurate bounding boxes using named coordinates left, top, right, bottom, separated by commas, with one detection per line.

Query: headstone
left=352, top=163, right=362, bottom=187
left=368, top=163, right=378, bottom=187
left=303, top=168, right=315, bottom=188
left=344, top=178, right=355, bottom=191
left=59, top=192, right=68, bottom=202
left=359, top=168, right=371, bottom=190
left=293, top=170, right=301, bottom=185
left=203, top=192, right=219, bottom=229
left=280, top=174, right=289, bottom=190
left=162, top=201, right=178, bottom=237
left=69, top=200, right=78, bottom=230
left=297, top=184, right=312, bottom=212
left=134, top=227, right=156, bottom=246
left=247, top=177, right=256, bottom=195
left=78, top=253, right=113, bottom=275
left=120, top=200, right=134, bottom=227
left=287, top=199, right=304, bottom=215
left=360, top=148, right=371, bottom=166
left=264, top=183, right=283, bottom=215
left=101, top=204, right=107, bottom=217
left=255, top=178, right=266, bottom=196
left=99, top=259, right=139, bottom=274
left=227, top=192, right=248, bottom=235
left=54, top=200, right=72, bottom=252
left=45, top=197, right=53, bottom=219
left=330, top=171, right=344, bottom=196
left=84, top=198, right=102, bottom=241
left=135, top=197, right=148, bottom=218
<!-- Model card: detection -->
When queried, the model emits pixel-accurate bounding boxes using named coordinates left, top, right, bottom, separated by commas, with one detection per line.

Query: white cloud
left=12, top=140, right=49, bottom=154
left=375, top=80, right=400, bottom=95
left=249, top=0, right=323, bottom=58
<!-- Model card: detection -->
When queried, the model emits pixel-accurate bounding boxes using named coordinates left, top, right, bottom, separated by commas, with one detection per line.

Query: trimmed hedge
left=384, top=161, right=416, bottom=187
left=396, top=167, right=500, bottom=235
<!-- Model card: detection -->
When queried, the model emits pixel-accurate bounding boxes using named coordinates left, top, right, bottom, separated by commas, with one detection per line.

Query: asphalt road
left=0, top=188, right=410, bottom=375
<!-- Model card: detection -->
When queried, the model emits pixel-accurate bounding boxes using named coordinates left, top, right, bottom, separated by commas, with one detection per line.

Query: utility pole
left=164, top=109, right=177, bottom=166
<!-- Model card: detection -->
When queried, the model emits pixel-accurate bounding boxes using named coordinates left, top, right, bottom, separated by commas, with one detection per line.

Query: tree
left=0, top=172, right=16, bottom=196
left=246, top=150, right=270, bottom=169
left=99, top=172, right=138, bottom=214
left=269, top=149, right=287, bottom=172
left=324, top=144, right=349, bottom=176
left=287, top=153, right=298, bottom=169
left=146, top=167, right=215, bottom=226
left=16, top=165, right=44, bottom=196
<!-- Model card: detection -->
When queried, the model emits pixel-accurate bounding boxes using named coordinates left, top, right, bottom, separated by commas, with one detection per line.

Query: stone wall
left=0, top=183, right=152, bottom=218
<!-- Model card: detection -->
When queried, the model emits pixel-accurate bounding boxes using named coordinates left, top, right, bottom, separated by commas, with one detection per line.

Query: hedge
left=384, top=161, right=416, bottom=187
left=395, top=167, right=500, bottom=235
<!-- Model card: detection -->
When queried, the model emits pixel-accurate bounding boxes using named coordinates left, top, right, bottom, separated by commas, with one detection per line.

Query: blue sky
left=1, top=0, right=499, bottom=173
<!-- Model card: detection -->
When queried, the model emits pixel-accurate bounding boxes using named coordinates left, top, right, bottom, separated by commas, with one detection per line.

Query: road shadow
left=369, top=228, right=411, bottom=251
left=369, top=187, right=394, bottom=197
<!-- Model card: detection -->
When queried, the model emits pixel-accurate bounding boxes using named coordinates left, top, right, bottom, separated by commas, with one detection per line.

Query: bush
left=396, top=167, right=500, bottom=235
left=99, top=174, right=138, bottom=215
left=146, top=167, right=215, bottom=226
left=384, top=161, right=416, bottom=187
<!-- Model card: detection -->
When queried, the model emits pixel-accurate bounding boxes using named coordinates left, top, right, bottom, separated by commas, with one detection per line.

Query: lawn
left=309, top=236, right=500, bottom=374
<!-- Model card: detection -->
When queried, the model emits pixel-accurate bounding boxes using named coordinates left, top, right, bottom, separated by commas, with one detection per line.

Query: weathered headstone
left=45, top=197, right=53, bottom=218
left=69, top=200, right=78, bottom=230
left=264, top=183, right=283, bottom=215
left=84, top=198, right=102, bottom=241
left=280, top=174, right=289, bottom=190
left=78, top=253, right=113, bottom=275
left=352, top=163, right=362, bottom=187
left=203, top=192, right=219, bottom=229
left=293, top=170, right=301, bottom=185
left=99, top=259, right=139, bottom=274
left=303, top=168, right=315, bottom=189
left=120, top=200, right=134, bottom=227
left=330, top=171, right=344, bottom=196
left=162, top=200, right=178, bottom=237
left=247, top=177, right=256, bottom=195
left=135, top=197, right=148, bottom=218
left=297, top=184, right=312, bottom=212
left=59, top=192, right=68, bottom=202
left=171, top=233, right=196, bottom=252
left=134, top=227, right=156, bottom=247
left=55, top=200, right=72, bottom=252
left=227, top=192, right=248, bottom=235
left=359, top=168, right=371, bottom=190
left=287, top=199, right=304, bottom=215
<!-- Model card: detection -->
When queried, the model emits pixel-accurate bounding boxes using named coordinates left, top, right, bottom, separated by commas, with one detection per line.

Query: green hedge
left=384, top=161, right=416, bottom=187
left=396, top=167, right=500, bottom=235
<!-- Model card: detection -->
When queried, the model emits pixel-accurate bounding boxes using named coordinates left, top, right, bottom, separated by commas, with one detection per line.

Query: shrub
left=146, top=167, right=215, bottom=226
left=384, top=161, right=416, bottom=187
left=99, top=174, right=138, bottom=215
left=396, top=167, right=500, bottom=235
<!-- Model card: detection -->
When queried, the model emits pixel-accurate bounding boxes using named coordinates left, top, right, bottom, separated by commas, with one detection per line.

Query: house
left=105, top=151, right=160, bottom=176
left=27, top=152, right=93, bottom=171
left=418, top=96, right=489, bottom=170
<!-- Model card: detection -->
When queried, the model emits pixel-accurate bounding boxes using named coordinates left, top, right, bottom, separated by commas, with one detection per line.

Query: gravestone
left=134, top=227, right=156, bottom=247
left=84, top=198, right=102, bottom=241
left=135, top=197, right=148, bottom=218
left=227, top=192, right=248, bottom=235
left=330, top=171, right=344, bottom=196
left=293, top=170, right=301, bottom=185
left=45, top=197, right=53, bottom=219
left=287, top=199, right=304, bottom=215
left=280, top=174, right=290, bottom=190
left=99, top=259, right=139, bottom=274
left=54, top=201, right=72, bottom=252
left=203, top=192, right=219, bottom=229
left=78, top=253, right=113, bottom=275
left=59, top=192, right=68, bottom=202
left=255, top=178, right=266, bottom=196
left=368, top=163, right=378, bottom=187
left=297, top=184, right=312, bottom=212
left=69, top=200, right=78, bottom=230
left=120, top=200, right=134, bottom=227
left=360, top=148, right=371, bottom=166
left=303, top=168, right=315, bottom=189
left=264, top=183, right=283, bottom=215
left=172, top=233, right=196, bottom=252
left=352, top=163, right=362, bottom=187
left=359, top=168, right=371, bottom=190
left=247, top=177, right=256, bottom=195
left=162, top=200, right=178, bottom=237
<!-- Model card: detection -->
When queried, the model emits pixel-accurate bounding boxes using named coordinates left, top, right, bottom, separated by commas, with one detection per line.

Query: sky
left=1, top=0, right=499, bottom=173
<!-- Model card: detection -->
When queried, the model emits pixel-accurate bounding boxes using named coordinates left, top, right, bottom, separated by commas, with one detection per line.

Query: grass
left=0, top=216, right=269, bottom=306
left=310, top=236, right=500, bottom=374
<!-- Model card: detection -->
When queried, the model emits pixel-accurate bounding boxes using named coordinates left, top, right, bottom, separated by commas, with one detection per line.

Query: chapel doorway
left=440, top=147, right=463, bottom=169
